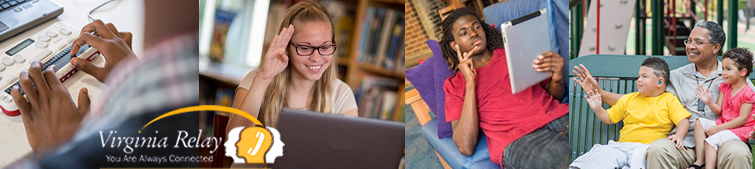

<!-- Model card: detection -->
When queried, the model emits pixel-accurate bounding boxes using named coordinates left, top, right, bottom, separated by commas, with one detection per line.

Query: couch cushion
left=405, top=40, right=454, bottom=138
left=422, top=118, right=499, bottom=169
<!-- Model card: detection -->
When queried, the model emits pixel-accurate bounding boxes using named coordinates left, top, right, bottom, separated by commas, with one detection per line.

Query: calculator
left=0, top=21, right=98, bottom=116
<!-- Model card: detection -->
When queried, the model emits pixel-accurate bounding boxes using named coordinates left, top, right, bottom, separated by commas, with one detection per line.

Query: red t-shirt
left=443, top=48, right=568, bottom=165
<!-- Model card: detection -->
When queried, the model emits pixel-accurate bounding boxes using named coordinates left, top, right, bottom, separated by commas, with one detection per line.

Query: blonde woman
left=227, top=0, right=358, bottom=132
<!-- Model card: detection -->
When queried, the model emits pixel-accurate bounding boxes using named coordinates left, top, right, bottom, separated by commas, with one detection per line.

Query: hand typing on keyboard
left=10, top=61, right=88, bottom=157
left=12, top=20, right=134, bottom=158
left=70, top=19, right=135, bottom=83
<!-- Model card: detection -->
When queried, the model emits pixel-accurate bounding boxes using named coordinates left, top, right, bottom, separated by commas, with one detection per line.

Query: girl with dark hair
left=689, top=48, right=755, bottom=169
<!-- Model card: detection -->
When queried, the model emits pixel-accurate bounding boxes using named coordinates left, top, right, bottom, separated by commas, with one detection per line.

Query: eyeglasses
left=289, top=43, right=337, bottom=56
left=683, top=39, right=714, bottom=46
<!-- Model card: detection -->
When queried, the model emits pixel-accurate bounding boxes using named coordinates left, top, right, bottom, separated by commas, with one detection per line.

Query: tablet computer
left=501, top=8, right=554, bottom=94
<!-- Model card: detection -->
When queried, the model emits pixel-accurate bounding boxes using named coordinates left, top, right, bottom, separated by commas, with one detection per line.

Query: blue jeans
left=501, top=115, right=569, bottom=169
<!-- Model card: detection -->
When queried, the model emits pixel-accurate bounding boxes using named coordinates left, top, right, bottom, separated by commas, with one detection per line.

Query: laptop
left=0, top=0, right=63, bottom=43
left=274, top=108, right=405, bottom=169
left=500, top=8, right=553, bottom=94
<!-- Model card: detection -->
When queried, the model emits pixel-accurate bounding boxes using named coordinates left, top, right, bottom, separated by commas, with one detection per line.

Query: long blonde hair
left=259, top=0, right=337, bottom=127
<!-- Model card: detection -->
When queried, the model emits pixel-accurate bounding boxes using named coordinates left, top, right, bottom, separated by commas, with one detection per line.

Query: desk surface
left=0, top=0, right=143, bottom=166
left=56, top=0, right=145, bottom=57
left=199, top=57, right=254, bottom=86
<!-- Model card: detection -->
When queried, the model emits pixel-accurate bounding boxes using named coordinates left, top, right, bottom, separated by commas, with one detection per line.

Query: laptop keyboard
left=0, top=0, right=26, bottom=11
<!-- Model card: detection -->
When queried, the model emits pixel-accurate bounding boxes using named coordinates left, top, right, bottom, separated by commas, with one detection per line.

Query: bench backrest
left=567, top=54, right=754, bottom=162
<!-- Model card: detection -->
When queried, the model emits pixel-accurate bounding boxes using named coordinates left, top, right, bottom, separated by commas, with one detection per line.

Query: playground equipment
left=570, top=0, right=739, bottom=59
left=577, top=0, right=637, bottom=58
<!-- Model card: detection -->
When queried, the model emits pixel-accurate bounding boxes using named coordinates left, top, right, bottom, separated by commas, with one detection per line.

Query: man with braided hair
left=440, top=8, right=569, bottom=168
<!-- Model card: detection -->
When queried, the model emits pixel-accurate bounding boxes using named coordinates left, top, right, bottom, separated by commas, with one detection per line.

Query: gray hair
left=694, top=21, right=726, bottom=50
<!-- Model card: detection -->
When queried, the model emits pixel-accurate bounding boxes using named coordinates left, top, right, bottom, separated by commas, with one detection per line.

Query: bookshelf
left=340, top=0, right=404, bottom=85
left=335, top=0, right=406, bottom=122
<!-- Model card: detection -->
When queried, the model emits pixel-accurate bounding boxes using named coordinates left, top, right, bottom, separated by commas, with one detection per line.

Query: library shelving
left=333, top=0, right=406, bottom=122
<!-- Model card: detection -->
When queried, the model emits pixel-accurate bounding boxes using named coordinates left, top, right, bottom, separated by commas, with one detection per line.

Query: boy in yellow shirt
left=570, top=57, right=691, bottom=169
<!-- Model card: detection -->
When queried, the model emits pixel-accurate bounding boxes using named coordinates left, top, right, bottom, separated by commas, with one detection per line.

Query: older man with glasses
left=573, top=21, right=754, bottom=169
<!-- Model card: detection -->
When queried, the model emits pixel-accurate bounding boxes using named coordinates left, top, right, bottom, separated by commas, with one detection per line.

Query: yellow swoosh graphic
left=139, top=105, right=263, bottom=133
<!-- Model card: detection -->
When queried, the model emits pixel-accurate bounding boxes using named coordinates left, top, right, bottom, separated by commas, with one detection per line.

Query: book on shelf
left=355, top=75, right=401, bottom=121
left=197, top=87, right=236, bottom=138
left=357, top=6, right=405, bottom=73
left=215, top=88, right=235, bottom=108
left=323, top=0, right=356, bottom=59
left=209, top=10, right=237, bottom=62
left=395, top=42, right=405, bottom=72
left=374, top=9, right=396, bottom=69
left=379, top=92, right=397, bottom=120
left=395, top=89, right=405, bottom=122
left=385, top=14, right=405, bottom=71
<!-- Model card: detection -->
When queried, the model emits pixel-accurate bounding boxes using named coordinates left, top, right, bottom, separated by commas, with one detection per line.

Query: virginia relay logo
left=122, top=105, right=284, bottom=164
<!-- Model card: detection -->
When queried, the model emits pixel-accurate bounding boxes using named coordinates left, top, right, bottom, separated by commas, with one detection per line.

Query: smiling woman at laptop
left=439, top=8, right=569, bottom=168
left=227, top=0, right=358, bottom=131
